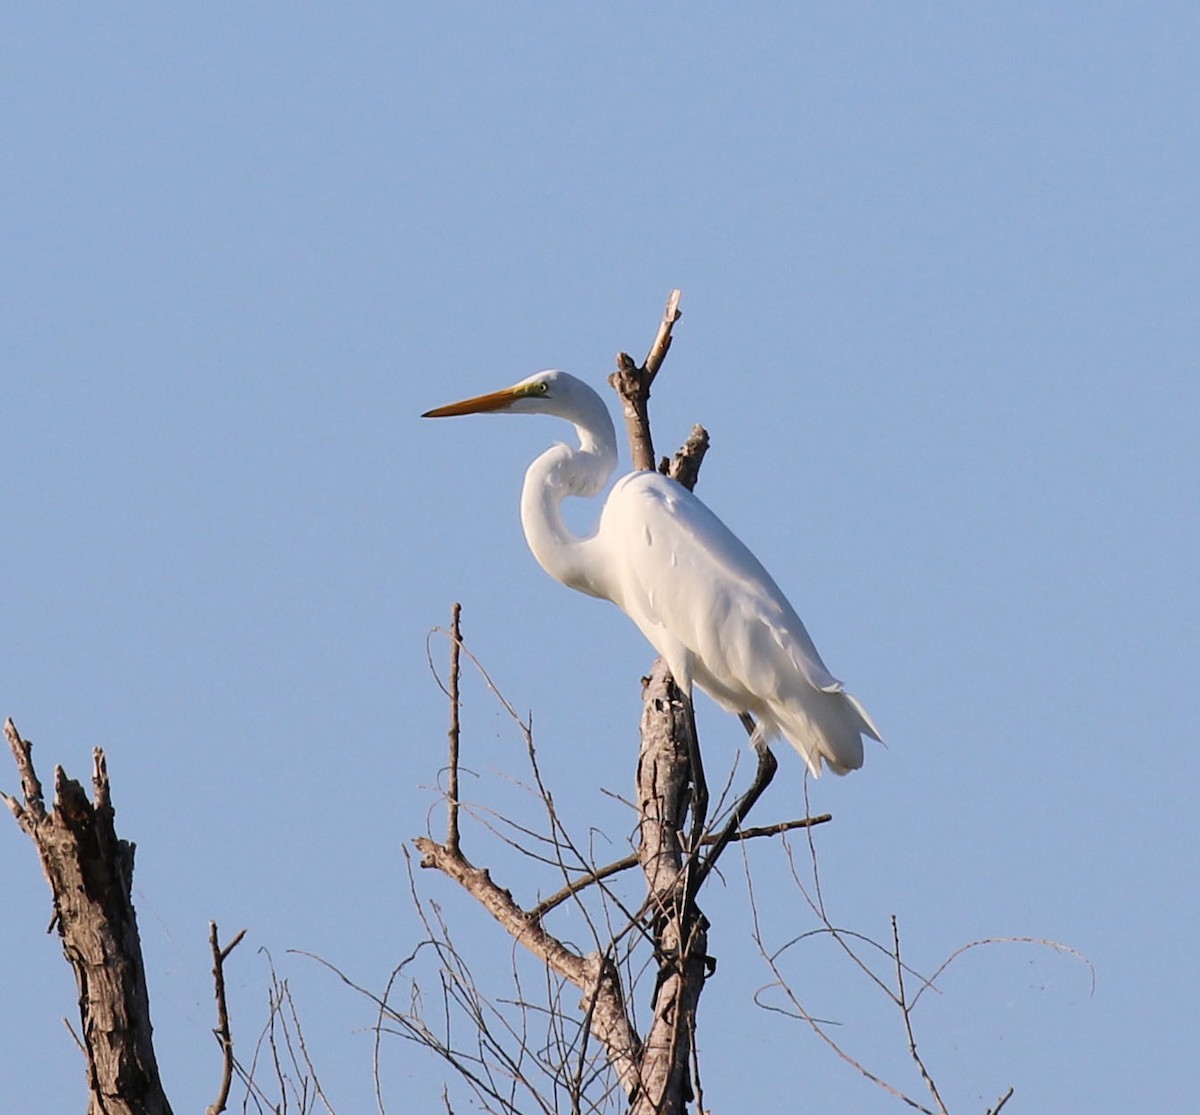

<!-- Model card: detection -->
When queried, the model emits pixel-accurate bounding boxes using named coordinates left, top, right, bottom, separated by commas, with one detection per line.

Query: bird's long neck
left=519, top=401, right=618, bottom=599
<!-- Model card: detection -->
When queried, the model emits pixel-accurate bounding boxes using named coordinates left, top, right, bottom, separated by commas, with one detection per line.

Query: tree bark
left=632, top=662, right=709, bottom=1115
left=3, top=719, right=173, bottom=1115
left=609, top=291, right=712, bottom=1114
left=608, top=287, right=682, bottom=473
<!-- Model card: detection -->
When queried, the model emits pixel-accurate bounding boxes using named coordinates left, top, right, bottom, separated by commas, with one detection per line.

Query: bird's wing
left=602, top=472, right=843, bottom=697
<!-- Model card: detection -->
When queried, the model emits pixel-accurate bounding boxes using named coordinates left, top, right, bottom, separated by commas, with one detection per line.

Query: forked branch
left=416, top=604, right=643, bottom=1100
left=206, top=921, right=247, bottom=1115
left=608, top=287, right=683, bottom=471
left=530, top=813, right=831, bottom=922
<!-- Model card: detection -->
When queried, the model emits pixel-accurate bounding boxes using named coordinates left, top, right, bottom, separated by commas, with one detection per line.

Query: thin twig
left=61, top=1016, right=87, bottom=1058
left=987, top=1086, right=1016, bottom=1115
left=892, top=916, right=950, bottom=1115
left=744, top=858, right=937, bottom=1115
left=782, top=783, right=914, bottom=1002
left=206, top=921, right=247, bottom=1115
left=518, top=708, right=644, bottom=950
left=529, top=815, right=831, bottom=922
left=909, top=935, right=1096, bottom=1011
left=264, top=969, right=288, bottom=1109
left=281, top=978, right=338, bottom=1114
left=415, top=802, right=643, bottom=1093
left=447, top=602, right=463, bottom=854
left=691, top=739, right=777, bottom=892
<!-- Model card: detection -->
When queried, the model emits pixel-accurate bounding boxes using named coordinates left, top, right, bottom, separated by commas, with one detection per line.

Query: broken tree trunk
left=3, top=719, right=173, bottom=1115
left=632, top=660, right=709, bottom=1115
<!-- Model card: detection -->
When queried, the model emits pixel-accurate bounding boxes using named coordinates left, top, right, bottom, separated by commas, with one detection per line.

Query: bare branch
left=643, top=288, right=682, bottom=384
left=415, top=610, right=644, bottom=1103
left=663, top=424, right=709, bottom=492
left=910, top=935, right=1096, bottom=1011
left=607, top=288, right=682, bottom=472
left=414, top=835, right=642, bottom=1100
left=446, top=602, right=463, bottom=854
left=987, top=1086, right=1016, bottom=1114
left=206, top=921, right=247, bottom=1115
left=3, top=717, right=46, bottom=822
left=692, top=736, right=777, bottom=892
left=608, top=352, right=656, bottom=472
left=744, top=851, right=938, bottom=1115
left=516, top=707, right=646, bottom=955
left=280, top=976, right=338, bottom=1114
left=530, top=815, right=832, bottom=922
left=238, top=951, right=337, bottom=1115
left=893, top=916, right=951, bottom=1115
left=62, top=1016, right=87, bottom=1058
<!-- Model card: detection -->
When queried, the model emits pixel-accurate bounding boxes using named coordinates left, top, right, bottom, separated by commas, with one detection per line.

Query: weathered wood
left=3, top=719, right=173, bottom=1115
left=664, top=423, right=710, bottom=491
left=607, top=287, right=683, bottom=473
left=609, top=351, right=657, bottom=471
left=632, top=662, right=709, bottom=1115
left=606, top=293, right=715, bottom=1113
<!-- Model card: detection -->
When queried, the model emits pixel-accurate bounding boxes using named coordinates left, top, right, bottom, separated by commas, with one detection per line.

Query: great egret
left=423, top=370, right=881, bottom=778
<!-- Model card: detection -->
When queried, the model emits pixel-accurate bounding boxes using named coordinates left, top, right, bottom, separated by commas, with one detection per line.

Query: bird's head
left=422, top=370, right=571, bottom=419
left=423, top=369, right=617, bottom=461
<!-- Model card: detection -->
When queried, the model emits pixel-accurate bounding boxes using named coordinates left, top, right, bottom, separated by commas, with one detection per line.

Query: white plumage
left=424, top=369, right=881, bottom=777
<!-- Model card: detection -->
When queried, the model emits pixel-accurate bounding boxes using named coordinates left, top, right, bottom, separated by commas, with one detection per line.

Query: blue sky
left=3, top=5, right=1197, bottom=1112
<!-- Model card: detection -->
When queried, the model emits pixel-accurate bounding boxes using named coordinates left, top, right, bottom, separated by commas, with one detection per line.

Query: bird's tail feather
left=776, top=689, right=879, bottom=778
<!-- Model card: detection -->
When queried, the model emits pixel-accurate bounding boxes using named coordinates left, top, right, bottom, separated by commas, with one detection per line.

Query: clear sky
left=4, top=5, right=1197, bottom=1112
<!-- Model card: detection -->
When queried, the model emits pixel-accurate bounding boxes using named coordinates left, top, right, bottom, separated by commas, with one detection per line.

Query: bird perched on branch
left=423, top=369, right=881, bottom=777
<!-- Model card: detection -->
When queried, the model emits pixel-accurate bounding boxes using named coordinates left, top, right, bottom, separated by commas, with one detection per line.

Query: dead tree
left=2, top=720, right=288, bottom=1115
left=2, top=719, right=174, bottom=1115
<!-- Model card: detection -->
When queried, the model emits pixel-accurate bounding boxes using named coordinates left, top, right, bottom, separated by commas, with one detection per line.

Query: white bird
left=423, top=370, right=881, bottom=777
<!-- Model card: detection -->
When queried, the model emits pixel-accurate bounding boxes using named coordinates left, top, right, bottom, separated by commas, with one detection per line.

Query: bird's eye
left=536, top=382, right=549, bottom=394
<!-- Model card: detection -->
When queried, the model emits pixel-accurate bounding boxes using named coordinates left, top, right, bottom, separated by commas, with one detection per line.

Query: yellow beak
left=422, top=385, right=524, bottom=418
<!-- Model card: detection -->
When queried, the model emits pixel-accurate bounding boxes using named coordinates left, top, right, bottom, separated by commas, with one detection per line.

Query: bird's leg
left=692, top=714, right=778, bottom=891
left=681, top=688, right=708, bottom=855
